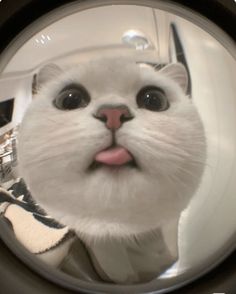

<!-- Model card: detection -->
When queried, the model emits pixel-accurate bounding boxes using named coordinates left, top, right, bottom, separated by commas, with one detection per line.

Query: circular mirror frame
left=0, top=1, right=235, bottom=293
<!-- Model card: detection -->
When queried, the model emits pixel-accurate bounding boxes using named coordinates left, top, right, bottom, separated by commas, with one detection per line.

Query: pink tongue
left=95, top=146, right=133, bottom=166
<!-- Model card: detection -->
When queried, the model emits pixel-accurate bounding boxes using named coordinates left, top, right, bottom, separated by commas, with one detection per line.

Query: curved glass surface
left=0, top=1, right=235, bottom=293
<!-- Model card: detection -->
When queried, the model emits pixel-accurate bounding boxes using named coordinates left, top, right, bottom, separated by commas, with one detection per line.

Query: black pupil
left=136, top=86, right=168, bottom=111
left=145, top=92, right=162, bottom=108
left=62, top=90, right=82, bottom=109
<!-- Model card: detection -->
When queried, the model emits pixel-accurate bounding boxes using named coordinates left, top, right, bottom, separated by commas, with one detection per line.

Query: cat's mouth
left=88, top=145, right=138, bottom=171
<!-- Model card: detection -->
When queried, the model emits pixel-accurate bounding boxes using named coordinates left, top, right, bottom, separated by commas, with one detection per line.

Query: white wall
left=172, top=16, right=236, bottom=271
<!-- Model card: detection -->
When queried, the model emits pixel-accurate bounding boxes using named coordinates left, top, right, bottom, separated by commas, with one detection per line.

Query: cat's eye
left=136, top=86, right=169, bottom=111
left=53, top=85, right=90, bottom=110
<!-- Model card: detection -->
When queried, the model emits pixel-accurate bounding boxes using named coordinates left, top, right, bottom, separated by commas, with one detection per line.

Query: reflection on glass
left=122, top=29, right=152, bottom=50
left=0, top=2, right=235, bottom=291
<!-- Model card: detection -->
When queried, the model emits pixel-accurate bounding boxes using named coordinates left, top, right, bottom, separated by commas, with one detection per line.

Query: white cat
left=18, top=58, right=206, bottom=277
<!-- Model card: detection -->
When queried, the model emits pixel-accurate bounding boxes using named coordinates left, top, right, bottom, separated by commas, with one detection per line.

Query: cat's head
left=18, top=58, right=206, bottom=239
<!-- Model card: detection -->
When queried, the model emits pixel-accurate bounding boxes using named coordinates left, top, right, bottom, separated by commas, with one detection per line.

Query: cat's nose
left=94, top=105, right=134, bottom=130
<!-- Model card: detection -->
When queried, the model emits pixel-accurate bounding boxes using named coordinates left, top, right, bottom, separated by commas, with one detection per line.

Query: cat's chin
left=61, top=216, right=161, bottom=242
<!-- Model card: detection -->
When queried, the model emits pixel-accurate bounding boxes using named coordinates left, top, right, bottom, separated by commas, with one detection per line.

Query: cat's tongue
left=95, top=146, right=133, bottom=166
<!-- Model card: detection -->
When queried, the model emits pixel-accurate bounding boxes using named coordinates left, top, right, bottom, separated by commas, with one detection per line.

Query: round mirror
left=0, top=1, right=235, bottom=293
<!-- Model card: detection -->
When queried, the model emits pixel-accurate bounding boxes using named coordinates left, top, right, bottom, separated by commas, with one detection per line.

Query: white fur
left=18, top=58, right=206, bottom=242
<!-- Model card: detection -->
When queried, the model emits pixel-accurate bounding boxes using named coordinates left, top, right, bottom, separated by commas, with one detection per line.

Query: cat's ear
left=159, top=63, right=188, bottom=94
left=33, top=63, right=62, bottom=94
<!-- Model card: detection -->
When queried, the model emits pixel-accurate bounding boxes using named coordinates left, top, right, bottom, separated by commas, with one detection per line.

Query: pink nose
left=95, top=106, right=133, bottom=130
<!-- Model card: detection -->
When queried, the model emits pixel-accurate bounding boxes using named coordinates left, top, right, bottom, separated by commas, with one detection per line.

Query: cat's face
left=18, top=58, right=206, bottom=239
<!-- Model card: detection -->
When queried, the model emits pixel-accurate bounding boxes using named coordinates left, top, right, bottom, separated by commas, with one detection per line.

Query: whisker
left=22, top=149, right=75, bottom=167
